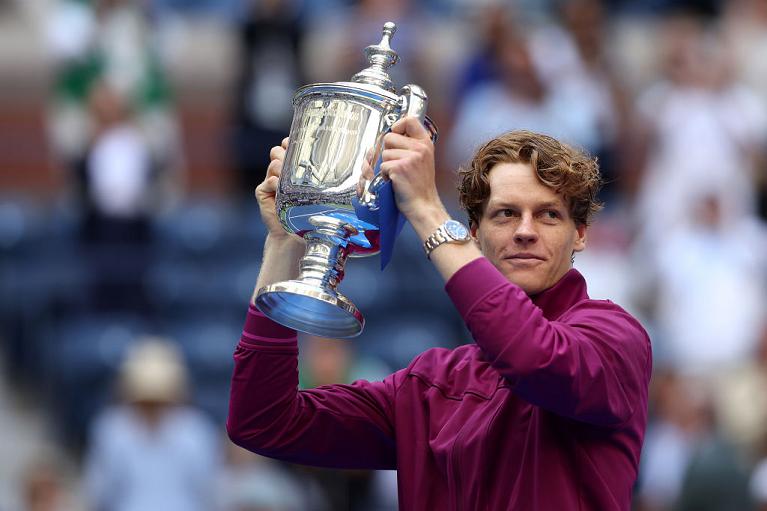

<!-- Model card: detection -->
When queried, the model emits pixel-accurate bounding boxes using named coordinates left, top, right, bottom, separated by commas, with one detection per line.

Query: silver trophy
left=254, top=22, right=437, bottom=338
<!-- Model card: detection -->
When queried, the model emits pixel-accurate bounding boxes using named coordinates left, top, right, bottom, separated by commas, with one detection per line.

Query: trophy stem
left=298, top=220, right=353, bottom=292
left=254, top=215, right=365, bottom=339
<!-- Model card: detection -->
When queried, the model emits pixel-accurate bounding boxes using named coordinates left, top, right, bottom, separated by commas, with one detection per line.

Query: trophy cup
left=254, top=22, right=437, bottom=338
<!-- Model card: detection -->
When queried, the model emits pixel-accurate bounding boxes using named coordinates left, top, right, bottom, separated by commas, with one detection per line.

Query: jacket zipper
left=450, top=419, right=471, bottom=511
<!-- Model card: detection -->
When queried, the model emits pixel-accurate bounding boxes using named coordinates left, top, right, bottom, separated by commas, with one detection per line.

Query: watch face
left=445, top=220, right=469, bottom=240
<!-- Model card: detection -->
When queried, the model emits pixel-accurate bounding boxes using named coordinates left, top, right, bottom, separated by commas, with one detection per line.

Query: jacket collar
left=530, top=269, right=589, bottom=320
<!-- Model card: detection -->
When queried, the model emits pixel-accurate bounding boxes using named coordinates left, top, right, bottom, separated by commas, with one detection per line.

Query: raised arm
left=382, top=119, right=651, bottom=427
left=228, top=139, right=401, bottom=469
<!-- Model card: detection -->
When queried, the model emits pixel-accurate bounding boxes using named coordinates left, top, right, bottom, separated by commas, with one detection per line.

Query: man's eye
left=544, top=210, right=560, bottom=220
left=500, top=209, right=515, bottom=217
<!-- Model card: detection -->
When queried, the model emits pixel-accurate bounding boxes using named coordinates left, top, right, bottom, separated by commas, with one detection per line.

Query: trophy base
left=255, top=280, right=364, bottom=339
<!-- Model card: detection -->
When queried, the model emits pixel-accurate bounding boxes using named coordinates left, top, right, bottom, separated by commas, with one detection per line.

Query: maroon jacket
left=227, top=258, right=652, bottom=510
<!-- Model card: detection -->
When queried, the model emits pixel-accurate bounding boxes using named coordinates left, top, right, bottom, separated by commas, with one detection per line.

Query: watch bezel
left=444, top=219, right=469, bottom=241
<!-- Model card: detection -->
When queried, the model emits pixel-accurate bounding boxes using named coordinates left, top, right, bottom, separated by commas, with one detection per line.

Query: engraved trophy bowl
left=255, top=22, right=438, bottom=338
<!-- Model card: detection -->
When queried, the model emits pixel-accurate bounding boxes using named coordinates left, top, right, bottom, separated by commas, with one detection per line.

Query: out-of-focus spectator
left=446, top=19, right=612, bottom=169
left=83, top=338, right=220, bottom=511
left=722, top=0, right=767, bottom=108
left=449, top=3, right=514, bottom=102
left=637, top=370, right=706, bottom=511
left=218, top=441, right=319, bottom=511
left=712, top=323, right=767, bottom=462
left=80, top=81, right=153, bottom=237
left=632, top=13, right=767, bottom=251
left=674, top=429, right=754, bottom=511
left=294, top=335, right=392, bottom=511
left=77, top=80, right=155, bottom=312
left=229, top=0, right=305, bottom=198
left=721, top=0, right=767, bottom=222
left=46, top=0, right=182, bottom=202
left=636, top=370, right=752, bottom=511
left=20, top=458, right=78, bottom=511
left=44, top=0, right=184, bottom=315
left=647, top=192, right=766, bottom=375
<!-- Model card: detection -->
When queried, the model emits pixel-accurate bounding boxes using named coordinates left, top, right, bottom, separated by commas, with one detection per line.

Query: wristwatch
left=423, top=219, right=472, bottom=259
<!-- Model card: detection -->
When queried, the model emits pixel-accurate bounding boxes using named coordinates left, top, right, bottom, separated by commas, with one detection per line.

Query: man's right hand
left=256, top=137, right=303, bottom=245
left=252, top=137, right=306, bottom=297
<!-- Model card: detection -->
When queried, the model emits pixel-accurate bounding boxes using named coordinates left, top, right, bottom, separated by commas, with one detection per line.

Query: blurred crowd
left=1, top=0, right=767, bottom=509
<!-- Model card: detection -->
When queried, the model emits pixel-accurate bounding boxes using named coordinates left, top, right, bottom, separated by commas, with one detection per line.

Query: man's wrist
left=265, top=232, right=304, bottom=251
left=408, top=203, right=451, bottom=242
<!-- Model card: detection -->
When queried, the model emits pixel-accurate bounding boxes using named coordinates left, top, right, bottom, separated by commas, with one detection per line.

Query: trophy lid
left=351, top=22, right=400, bottom=92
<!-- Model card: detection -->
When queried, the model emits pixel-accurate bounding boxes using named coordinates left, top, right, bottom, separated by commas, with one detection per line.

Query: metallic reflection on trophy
left=254, top=22, right=437, bottom=338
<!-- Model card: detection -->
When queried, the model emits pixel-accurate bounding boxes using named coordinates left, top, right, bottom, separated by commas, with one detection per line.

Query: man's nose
left=513, top=215, right=538, bottom=244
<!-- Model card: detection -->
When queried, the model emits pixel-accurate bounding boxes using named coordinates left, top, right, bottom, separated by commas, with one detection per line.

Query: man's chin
left=502, top=269, right=541, bottom=295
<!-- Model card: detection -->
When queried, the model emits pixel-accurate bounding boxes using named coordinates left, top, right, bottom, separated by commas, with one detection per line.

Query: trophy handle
left=359, top=84, right=430, bottom=211
left=398, top=84, right=428, bottom=121
left=360, top=174, right=387, bottom=211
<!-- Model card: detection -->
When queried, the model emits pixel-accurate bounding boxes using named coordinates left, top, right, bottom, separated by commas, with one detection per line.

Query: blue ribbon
left=352, top=178, right=406, bottom=270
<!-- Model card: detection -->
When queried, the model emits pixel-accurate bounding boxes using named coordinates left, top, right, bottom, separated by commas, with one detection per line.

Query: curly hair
left=458, top=130, right=603, bottom=228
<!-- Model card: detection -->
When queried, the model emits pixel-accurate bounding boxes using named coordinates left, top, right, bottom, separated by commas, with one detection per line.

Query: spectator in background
left=77, top=80, right=156, bottom=312
left=712, top=323, right=767, bottom=463
left=648, top=191, right=766, bottom=375
left=673, top=390, right=754, bottom=511
left=218, top=441, right=319, bottom=511
left=637, top=370, right=753, bottom=511
left=551, top=0, right=631, bottom=203
left=446, top=22, right=611, bottom=169
left=721, top=0, right=767, bottom=220
left=450, top=3, right=514, bottom=101
left=632, top=12, right=767, bottom=253
left=46, top=0, right=182, bottom=212
left=45, top=0, right=184, bottom=314
left=637, top=370, right=705, bottom=511
left=20, top=458, right=76, bottom=511
left=230, top=0, right=305, bottom=199
left=83, top=338, right=220, bottom=511
left=295, top=335, right=393, bottom=511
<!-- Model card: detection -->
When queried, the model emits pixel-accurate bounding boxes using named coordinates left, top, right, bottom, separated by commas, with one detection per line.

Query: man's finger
left=390, top=116, right=430, bottom=140
left=267, top=158, right=283, bottom=178
left=281, top=137, right=289, bottom=149
left=256, top=175, right=279, bottom=198
left=365, top=146, right=376, bottom=165
left=383, top=131, right=423, bottom=150
left=381, top=148, right=415, bottom=162
left=270, top=145, right=286, bottom=161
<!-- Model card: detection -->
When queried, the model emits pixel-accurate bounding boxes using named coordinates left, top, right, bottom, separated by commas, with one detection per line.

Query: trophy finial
left=351, top=22, right=400, bottom=91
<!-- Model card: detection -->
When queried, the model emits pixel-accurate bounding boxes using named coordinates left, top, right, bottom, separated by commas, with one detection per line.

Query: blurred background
left=0, top=0, right=766, bottom=509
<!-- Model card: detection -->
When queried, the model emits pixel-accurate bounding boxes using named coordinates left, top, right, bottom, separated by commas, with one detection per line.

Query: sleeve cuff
left=444, top=257, right=511, bottom=319
left=240, top=304, right=297, bottom=347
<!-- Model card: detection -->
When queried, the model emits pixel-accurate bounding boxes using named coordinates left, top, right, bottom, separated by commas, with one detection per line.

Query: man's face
left=472, top=162, right=587, bottom=295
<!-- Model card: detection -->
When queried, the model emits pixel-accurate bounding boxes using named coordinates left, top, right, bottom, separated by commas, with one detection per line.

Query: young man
left=228, top=118, right=652, bottom=510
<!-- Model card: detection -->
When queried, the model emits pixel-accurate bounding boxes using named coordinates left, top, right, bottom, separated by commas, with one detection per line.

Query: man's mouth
left=508, top=253, right=545, bottom=261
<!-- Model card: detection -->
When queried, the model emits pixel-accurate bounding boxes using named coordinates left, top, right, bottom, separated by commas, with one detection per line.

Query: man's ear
left=573, top=223, right=587, bottom=252
left=470, top=221, right=480, bottom=243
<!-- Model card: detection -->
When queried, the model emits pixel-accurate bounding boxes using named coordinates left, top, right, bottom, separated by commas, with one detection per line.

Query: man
left=227, top=118, right=652, bottom=510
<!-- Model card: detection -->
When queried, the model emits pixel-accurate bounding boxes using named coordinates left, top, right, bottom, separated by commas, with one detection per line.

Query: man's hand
left=380, top=117, right=449, bottom=232
left=256, top=137, right=296, bottom=239
left=378, top=117, right=482, bottom=281
left=252, top=137, right=306, bottom=297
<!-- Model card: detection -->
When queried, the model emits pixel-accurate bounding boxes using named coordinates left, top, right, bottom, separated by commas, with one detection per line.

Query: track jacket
left=227, top=257, right=652, bottom=510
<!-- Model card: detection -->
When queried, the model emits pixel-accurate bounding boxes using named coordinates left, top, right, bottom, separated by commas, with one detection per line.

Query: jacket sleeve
left=445, top=258, right=652, bottom=427
left=226, top=305, right=400, bottom=470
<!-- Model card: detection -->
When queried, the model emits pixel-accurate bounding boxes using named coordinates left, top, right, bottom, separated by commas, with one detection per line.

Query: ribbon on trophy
left=353, top=177, right=406, bottom=271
